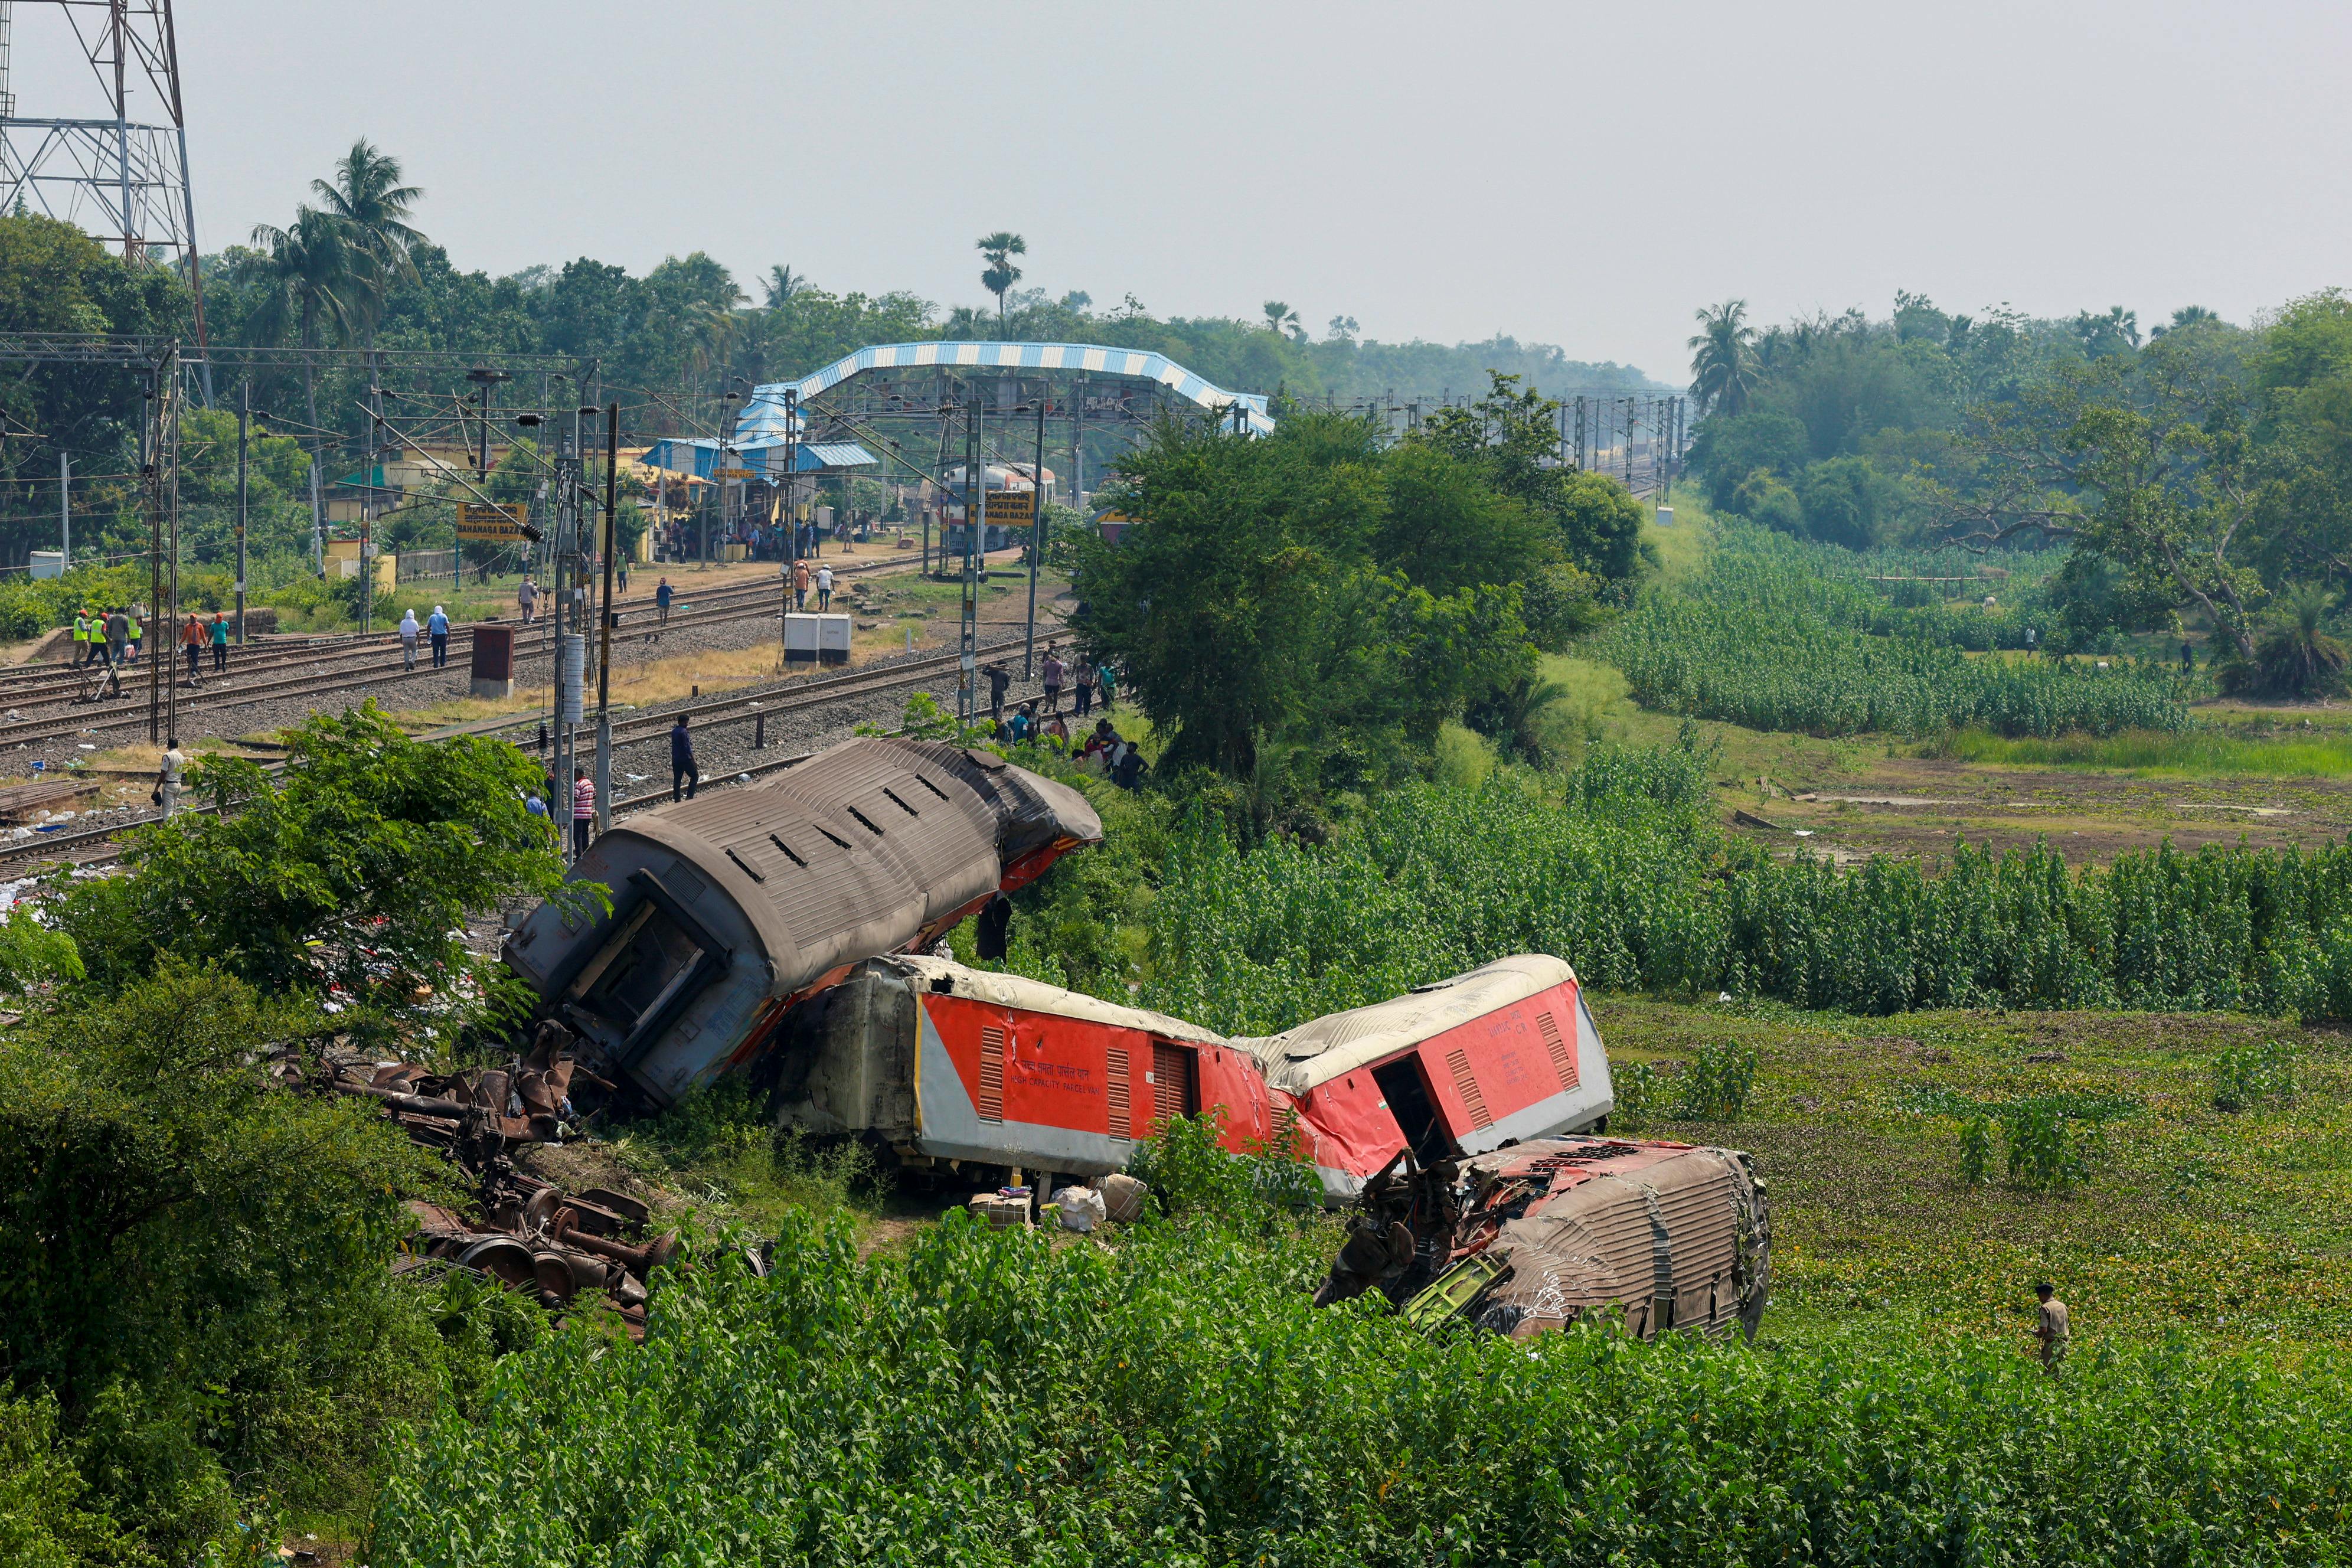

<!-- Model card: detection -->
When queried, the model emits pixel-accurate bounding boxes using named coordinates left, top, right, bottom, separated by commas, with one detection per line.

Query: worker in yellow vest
left=70, top=610, right=90, bottom=664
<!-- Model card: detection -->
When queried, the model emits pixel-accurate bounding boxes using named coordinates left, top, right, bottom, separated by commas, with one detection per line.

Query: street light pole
left=596, top=401, right=618, bottom=838
left=1024, top=390, right=1044, bottom=680
left=234, top=380, right=248, bottom=643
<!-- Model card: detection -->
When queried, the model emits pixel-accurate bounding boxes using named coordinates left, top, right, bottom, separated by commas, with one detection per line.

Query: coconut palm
left=763, top=264, right=805, bottom=309
left=1688, top=300, right=1759, bottom=417
left=1263, top=300, right=1301, bottom=338
left=310, top=139, right=425, bottom=335
left=246, top=205, right=360, bottom=449
left=976, top=232, right=1026, bottom=339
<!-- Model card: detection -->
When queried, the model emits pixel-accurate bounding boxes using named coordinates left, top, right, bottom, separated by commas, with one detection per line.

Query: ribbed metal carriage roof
left=607, top=738, right=1099, bottom=998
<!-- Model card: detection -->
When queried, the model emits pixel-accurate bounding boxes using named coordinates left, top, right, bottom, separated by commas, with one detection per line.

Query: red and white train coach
left=1233, top=955, right=1615, bottom=1201
left=769, top=954, right=1275, bottom=1178
left=769, top=951, right=1611, bottom=1199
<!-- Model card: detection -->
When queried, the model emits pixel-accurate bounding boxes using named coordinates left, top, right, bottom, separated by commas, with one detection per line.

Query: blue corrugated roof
left=636, top=437, right=878, bottom=478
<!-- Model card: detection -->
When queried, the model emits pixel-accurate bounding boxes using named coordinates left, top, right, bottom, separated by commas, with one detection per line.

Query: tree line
left=1685, top=290, right=2352, bottom=693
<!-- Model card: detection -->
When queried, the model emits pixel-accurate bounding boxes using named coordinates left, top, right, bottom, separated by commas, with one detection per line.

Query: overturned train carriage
left=1318, top=1136, right=1772, bottom=1341
left=769, top=955, right=1274, bottom=1178
left=503, top=738, right=1102, bottom=1104
left=1233, top=955, right=1614, bottom=1202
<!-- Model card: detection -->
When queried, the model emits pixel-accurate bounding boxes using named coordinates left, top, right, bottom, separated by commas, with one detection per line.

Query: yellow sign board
left=716, top=466, right=756, bottom=480
left=985, top=489, right=1035, bottom=528
left=457, top=502, right=531, bottom=542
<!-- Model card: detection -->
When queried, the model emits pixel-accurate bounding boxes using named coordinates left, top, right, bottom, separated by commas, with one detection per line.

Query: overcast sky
left=15, top=1, right=2351, bottom=384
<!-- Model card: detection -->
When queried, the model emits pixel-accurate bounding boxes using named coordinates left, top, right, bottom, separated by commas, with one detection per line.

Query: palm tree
left=1263, top=300, right=1301, bottom=338
left=1688, top=300, right=1759, bottom=417
left=247, top=205, right=360, bottom=449
left=310, top=139, right=424, bottom=337
left=2253, top=583, right=2350, bottom=696
left=976, top=231, right=1027, bottom=339
left=685, top=299, right=739, bottom=383
left=763, top=264, right=805, bottom=309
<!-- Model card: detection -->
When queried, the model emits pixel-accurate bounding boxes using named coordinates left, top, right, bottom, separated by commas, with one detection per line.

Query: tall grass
left=1595, top=526, right=2190, bottom=739
left=373, top=1199, right=2352, bottom=1566
left=1137, top=741, right=2352, bottom=1028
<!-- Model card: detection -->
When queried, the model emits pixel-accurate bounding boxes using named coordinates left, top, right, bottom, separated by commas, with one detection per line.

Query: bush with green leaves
left=2211, top=1040, right=2298, bottom=1112
left=0, top=963, right=456, bottom=1559
left=373, top=1195, right=2352, bottom=1566
left=1674, top=1040, right=1759, bottom=1121
left=53, top=701, right=584, bottom=1040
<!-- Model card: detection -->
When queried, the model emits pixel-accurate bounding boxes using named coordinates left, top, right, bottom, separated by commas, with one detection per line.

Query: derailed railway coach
left=1315, top=1136, right=1772, bottom=1342
left=766, top=955, right=1275, bottom=1180
left=1233, top=955, right=1614, bottom=1202
left=502, top=737, right=1101, bottom=1105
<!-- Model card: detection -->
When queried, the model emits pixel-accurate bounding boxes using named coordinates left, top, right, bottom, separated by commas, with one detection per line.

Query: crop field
left=1595, top=525, right=2193, bottom=739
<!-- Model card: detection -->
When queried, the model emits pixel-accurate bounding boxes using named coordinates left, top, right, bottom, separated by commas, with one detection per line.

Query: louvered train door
left=1106, top=1045, right=1133, bottom=1141
left=1149, top=1040, right=1196, bottom=1128
left=976, top=1021, right=1007, bottom=1122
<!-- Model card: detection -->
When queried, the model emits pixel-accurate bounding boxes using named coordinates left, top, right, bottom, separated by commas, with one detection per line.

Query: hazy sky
left=14, top=1, right=2351, bottom=384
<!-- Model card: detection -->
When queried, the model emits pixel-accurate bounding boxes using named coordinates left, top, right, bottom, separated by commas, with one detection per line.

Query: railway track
left=0, top=622, right=1057, bottom=875
left=0, top=547, right=1012, bottom=750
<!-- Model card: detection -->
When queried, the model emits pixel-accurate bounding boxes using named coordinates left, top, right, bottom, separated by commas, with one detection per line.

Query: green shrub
left=2211, top=1040, right=2298, bottom=1112
left=1959, top=1112, right=1993, bottom=1185
left=2003, top=1102, right=2100, bottom=1192
left=1675, top=1039, right=1758, bottom=1121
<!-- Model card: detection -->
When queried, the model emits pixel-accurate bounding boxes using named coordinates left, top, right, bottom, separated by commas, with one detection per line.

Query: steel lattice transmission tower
left=0, top=1, right=209, bottom=353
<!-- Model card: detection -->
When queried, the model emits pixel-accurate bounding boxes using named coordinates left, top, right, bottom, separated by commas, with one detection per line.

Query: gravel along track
left=0, top=606, right=1099, bottom=874
left=0, top=550, right=1037, bottom=774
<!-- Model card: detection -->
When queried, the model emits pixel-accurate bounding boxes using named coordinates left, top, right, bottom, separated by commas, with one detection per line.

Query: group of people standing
left=71, top=606, right=230, bottom=688
left=982, top=643, right=1114, bottom=726
left=788, top=559, right=835, bottom=610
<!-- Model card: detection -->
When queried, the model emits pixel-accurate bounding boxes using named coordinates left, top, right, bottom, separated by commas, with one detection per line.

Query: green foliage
left=1121, top=736, right=2352, bottom=1028
left=2211, top=1040, right=2298, bottom=1112
left=54, top=703, right=581, bottom=1029
left=1077, top=409, right=1542, bottom=775
left=1126, top=1111, right=1319, bottom=1224
left=1675, top=1039, right=1759, bottom=1121
left=0, top=963, right=453, bottom=1553
left=373, top=1203, right=2352, bottom=1565
left=611, top=1077, right=881, bottom=1227
left=0, top=1389, right=139, bottom=1568
left=2001, top=1101, right=2101, bottom=1192
left=1598, top=524, right=2189, bottom=739
left=0, top=909, right=83, bottom=996
left=1958, top=1112, right=1993, bottom=1185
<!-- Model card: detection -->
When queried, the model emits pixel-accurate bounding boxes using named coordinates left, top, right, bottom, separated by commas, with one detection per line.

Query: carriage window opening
left=767, top=834, right=806, bottom=868
left=847, top=805, right=885, bottom=837
left=881, top=787, right=920, bottom=818
left=913, top=772, right=951, bottom=801
left=1372, top=1057, right=1454, bottom=1165
left=815, top=824, right=851, bottom=850
left=725, top=847, right=765, bottom=884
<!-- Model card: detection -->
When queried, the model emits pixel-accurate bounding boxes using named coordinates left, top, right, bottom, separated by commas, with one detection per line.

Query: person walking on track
left=793, top=558, right=811, bottom=610
left=210, top=612, right=229, bottom=674
left=398, top=608, right=420, bottom=670
left=656, top=577, right=673, bottom=626
left=1041, top=645, right=1064, bottom=715
left=1070, top=652, right=1094, bottom=717
left=671, top=714, right=699, bottom=802
left=518, top=577, right=537, bottom=625
left=428, top=605, right=451, bottom=668
left=816, top=563, right=834, bottom=610
left=180, top=613, right=203, bottom=684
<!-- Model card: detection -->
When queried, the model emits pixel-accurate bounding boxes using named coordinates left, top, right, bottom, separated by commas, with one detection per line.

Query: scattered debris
left=275, top=1021, right=672, bottom=1337
left=1732, top=809, right=1783, bottom=831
